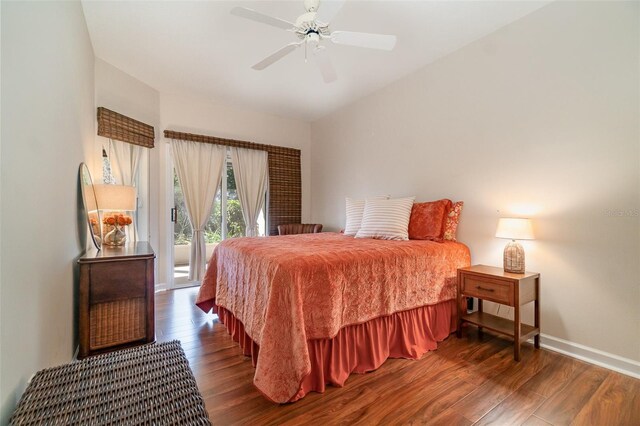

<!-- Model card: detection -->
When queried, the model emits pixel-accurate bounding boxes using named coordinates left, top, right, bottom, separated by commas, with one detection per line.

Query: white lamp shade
left=495, top=218, right=534, bottom=240
left=94, top=184, right=137, bottom=211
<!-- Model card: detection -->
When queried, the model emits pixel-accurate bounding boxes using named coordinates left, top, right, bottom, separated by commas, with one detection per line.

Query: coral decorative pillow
left=344, top=195, right=389, bottom=236
left=355, top=197, right=416, bottom=241
left=443, top=201, right=464, bottom=241
left=408, top=199, right=452, bottom=240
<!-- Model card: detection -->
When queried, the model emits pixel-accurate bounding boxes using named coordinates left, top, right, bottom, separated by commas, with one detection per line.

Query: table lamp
left=495, top=218, right=534, bottom=273
left=94, top=184, right=137, bottom=246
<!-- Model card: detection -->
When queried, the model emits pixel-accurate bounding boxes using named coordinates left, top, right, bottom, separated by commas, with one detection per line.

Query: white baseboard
left=539, top=334, right=640, bottom=379
left=172, top=281, right=201, bottom=290
left=154, top=282, right=200, bottom=292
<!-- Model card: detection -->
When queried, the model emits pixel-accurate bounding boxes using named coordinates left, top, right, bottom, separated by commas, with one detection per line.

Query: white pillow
left=344, top=196, right=389, bottom=236
left=355, top=197, right=416, bottom=241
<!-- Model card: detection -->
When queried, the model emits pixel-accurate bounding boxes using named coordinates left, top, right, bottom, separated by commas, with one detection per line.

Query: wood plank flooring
left=155, top=287, right=640, bottom=425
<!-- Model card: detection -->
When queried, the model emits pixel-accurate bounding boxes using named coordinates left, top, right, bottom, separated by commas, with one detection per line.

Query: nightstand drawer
left=89, top=260, right=147, bottom=303
left=462, top=276, right=513, bottom=305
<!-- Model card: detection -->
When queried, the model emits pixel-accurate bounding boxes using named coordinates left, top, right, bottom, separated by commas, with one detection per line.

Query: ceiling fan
left=231, top=0, right=397, bottom=83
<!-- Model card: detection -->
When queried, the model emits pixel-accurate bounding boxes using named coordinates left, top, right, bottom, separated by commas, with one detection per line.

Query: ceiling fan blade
left=315, top=0, right=346, bottom=24
left=231, top=7, right=294, bottom=30
left=313, top=46, right=337, bottom=83
left=252, top=42, right=302, bottom=70
left=330, top=31, right=397, bottom=51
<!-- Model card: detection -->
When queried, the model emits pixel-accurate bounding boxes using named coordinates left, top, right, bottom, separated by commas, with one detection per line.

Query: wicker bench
left=10, top=340, right=211, bottom=425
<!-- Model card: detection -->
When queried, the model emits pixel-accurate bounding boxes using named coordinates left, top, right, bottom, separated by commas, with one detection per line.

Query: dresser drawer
left=89, top=298, right=146, bottom=350
left=89, top=260, right=147, bottom=304
left=461, top=276, right=513, bottom=305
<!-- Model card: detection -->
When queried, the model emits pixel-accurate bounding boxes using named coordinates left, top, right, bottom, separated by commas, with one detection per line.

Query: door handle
left=170, top=207, right=177, bottom=223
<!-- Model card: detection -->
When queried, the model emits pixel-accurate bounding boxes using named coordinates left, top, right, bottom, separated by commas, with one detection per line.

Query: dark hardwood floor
left=155, top=287, right=640, bottom=425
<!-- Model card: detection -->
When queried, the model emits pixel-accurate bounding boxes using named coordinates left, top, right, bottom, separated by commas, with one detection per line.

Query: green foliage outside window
left=174, top=163, right=246, bottom=245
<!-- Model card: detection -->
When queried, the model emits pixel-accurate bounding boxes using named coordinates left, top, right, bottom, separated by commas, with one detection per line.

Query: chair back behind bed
left=277, top=224, right=323, bottom=235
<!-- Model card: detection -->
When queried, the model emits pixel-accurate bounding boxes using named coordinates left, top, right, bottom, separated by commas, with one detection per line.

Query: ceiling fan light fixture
left=306, top=32, right=320, bottom=45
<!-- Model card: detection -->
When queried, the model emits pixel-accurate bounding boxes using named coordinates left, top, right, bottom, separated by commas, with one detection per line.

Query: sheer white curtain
left=108, top=139, right=143, bottom=240
left=171, top=140, right=226, bottom=281
left=230, top=147, right=268, bottom=237
left=109, top=139, right=142, bottom=186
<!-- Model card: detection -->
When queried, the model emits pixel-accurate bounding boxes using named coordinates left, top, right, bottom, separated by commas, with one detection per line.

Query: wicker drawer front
left=462, top=277, right=513, bottom=305
left=90, top=260, right=147, bottom=303
left=90, top=298, right=146, bottom=349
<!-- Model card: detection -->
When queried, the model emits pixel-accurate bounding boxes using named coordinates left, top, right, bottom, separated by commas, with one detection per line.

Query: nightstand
left=456, top=264, right=540, bottom=361
left=78, top=242, right=155, bottom=359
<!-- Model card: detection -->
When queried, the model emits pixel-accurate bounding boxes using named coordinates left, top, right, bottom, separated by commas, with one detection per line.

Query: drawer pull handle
left=476, top=286, right=495, bottom=292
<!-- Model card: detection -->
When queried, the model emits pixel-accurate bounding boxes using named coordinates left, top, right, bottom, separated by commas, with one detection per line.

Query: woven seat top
left=10, top=340, right=211, bottom=426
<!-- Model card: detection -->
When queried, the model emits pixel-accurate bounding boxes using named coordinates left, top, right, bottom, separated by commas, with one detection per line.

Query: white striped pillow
left=344, top=196, right=389, bottom=236
left=355, top=197, right=416, bottom=240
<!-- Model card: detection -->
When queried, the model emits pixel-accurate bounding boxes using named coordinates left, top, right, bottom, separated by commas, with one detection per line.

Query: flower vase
left=104, top=225, right=126, bottom=247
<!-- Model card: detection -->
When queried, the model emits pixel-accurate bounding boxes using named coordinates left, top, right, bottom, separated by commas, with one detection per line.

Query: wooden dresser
left=78, top=242, right=155, bottom=359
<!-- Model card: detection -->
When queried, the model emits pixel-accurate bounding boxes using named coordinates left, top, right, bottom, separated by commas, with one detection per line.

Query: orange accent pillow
left=408, top=199, right=452, bottom=240
left=443, top=201, right=464, bottom=241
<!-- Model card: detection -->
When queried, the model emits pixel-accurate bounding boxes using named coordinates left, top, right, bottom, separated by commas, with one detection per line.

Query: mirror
left=79, top=163, right=101, bottom=249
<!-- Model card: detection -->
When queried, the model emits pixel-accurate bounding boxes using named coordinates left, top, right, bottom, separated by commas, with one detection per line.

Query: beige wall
left=95, top=58, right=160, bottom=134
left=157, top=93, right=311, bottom=286
left=0, top=1, right=95, bottom=421
left=311, top=1, right=639, bottom=362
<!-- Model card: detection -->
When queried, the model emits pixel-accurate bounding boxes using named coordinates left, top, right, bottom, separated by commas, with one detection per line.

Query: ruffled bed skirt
left=215, top=299, right=457, bottom=402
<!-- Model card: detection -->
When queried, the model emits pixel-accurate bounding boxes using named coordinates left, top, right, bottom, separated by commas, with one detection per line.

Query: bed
left=196, top=232, right=470, bottom=403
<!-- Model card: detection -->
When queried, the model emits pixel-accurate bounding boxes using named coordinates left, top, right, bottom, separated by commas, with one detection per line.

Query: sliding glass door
left=172, top=157, right=265, bottom=287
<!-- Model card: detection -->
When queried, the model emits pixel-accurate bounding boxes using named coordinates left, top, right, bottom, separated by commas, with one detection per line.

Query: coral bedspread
left=196, top=232, right=470, bottom=402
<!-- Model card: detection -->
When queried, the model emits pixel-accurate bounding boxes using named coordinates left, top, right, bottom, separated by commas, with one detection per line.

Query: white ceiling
left=82, top=0, right=549, bottom=121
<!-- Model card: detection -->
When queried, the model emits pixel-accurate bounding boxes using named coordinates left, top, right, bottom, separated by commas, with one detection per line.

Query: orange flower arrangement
left=102, top=213, right=133, bottom=247
left=103, top=214, right=132, bottom=227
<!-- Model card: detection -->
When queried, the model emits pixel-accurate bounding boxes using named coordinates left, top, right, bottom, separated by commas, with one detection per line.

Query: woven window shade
left=267, top=149, right=301, bottom=236
left=164, top=131, right=301, bottom=236
left=97, top=107, right=155, bottom=148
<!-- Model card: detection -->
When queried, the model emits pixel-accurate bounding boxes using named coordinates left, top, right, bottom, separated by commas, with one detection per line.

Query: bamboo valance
left=165, top=130, right=301, bottom=236
left=97, top=107, right=155, bottom=148
left=164, top=130, right=300, bottom=158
